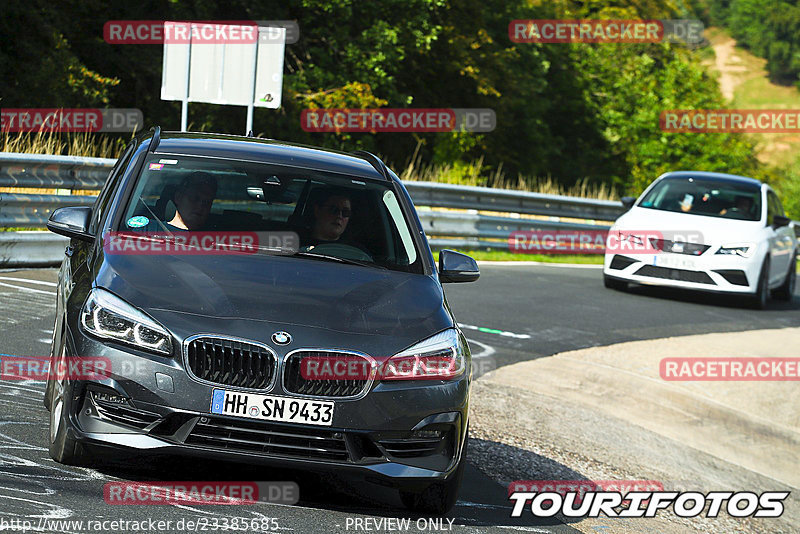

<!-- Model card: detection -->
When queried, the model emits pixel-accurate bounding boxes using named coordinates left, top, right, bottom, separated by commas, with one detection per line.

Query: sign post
left=161, top=22, right=286, bottom=134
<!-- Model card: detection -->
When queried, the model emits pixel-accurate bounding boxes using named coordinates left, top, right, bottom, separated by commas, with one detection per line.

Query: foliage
left=0, top=0, right=782, bottom=200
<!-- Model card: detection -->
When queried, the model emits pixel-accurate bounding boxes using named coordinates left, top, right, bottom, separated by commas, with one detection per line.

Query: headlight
left=620, top=233, right=645, bottom=246
left=81, top=288, right=172, bottom=355
left=716, top=243, right=755, bottom=258
left=381, top=329, right=467, bottom=381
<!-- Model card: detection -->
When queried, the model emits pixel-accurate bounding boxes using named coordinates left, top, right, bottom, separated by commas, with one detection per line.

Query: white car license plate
left=653, top=254, right=697, bottom=271
left=210, top=389, right=334, bottom=426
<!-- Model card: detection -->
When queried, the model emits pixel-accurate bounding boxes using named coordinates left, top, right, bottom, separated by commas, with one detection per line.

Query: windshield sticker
left=126, top=216, right=149, bottom=228
left=159, top=159, right=178, bottom=164
left=148, top=163, right=164, bottom=170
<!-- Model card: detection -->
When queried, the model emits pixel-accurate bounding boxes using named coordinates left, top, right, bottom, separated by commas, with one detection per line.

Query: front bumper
left=603, top=252, right=764, bottom=294
left=61, top=326, right=469, bottom=486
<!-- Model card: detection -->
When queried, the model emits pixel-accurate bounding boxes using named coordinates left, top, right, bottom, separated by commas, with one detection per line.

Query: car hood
left=93, top=251, right=452, bottom=355
left=615, top=207, right=764, bottom=245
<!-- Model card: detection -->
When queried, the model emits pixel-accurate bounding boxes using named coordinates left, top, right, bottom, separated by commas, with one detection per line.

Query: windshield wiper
left=292, top=252, right=387, bottom=270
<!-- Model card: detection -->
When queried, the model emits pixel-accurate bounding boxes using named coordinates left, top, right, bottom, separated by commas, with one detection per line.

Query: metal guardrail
left=0, top=232, right=69, bottom=267
left=0, top=151, right=798, bottom=266
left=0, top=151, right=623, bottom=239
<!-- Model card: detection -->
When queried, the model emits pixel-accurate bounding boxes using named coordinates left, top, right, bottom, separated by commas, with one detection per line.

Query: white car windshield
left=638, top=177, right=762, bottom=221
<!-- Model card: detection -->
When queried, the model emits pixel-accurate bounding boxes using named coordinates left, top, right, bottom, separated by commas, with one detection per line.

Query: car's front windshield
left=117, top=154, right=422, bottom=273
left=638, top=177, right=762, bottom=221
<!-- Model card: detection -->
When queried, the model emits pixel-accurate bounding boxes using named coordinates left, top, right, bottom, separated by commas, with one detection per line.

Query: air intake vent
left=283, top=351, right=373, bottom=398
left=185, top=336, right=277, bottom=390
left=185, top=416, right=352, bottom=462
left=634, top=265, right=715, bottom=285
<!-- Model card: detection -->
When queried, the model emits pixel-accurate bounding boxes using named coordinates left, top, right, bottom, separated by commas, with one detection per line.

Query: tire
left=400, top=430, right=467, bottom=515
left=43, top=318, right=59, bottom=411
left=49, top=344, right=88, bottom=465
left=603, top=274, right=627, bottom=291
left=750, top=257, right=770, bottom=310
left=773, top=254, right=797, bottom=301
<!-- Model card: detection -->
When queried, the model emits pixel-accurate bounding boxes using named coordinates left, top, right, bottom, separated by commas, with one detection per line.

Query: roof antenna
left=149, top=126, right=161, bottom=152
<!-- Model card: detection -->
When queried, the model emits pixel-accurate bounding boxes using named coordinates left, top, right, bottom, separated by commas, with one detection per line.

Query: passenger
left=306, top=188, right=352, bottom=245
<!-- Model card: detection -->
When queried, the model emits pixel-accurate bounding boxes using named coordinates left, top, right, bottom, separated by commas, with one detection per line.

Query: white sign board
left=161, top=22, right=285, bottom=131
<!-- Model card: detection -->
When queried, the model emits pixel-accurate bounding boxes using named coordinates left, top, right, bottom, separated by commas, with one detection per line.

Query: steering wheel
left=305, top=242, right=374, bottom=262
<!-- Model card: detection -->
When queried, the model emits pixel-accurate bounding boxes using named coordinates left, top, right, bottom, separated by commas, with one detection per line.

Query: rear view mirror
left=773, top=215, right=791, bottom=228
left=621, top=196, right=636, bottom=210
left=439, top=249, right=480, bottom=283
left=46, top=206, right=94, bottom=242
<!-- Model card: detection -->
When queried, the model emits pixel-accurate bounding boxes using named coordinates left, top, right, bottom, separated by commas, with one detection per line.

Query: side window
left=766, top=191, right=782, bottom=225
left=90, top=143, right=135, bottom=233
left=772, top=191, right=785, bottom=217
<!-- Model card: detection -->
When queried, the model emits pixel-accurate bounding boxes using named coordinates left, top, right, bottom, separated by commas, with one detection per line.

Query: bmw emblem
left=272, top=331, right=292, bottom=345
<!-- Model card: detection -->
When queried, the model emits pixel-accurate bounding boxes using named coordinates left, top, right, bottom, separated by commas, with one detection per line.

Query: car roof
left=657, top=171, right=762, bottom=187
left=138, top=130, right=389, bottom=181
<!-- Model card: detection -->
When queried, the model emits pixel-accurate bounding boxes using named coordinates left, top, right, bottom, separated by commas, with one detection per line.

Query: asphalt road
left=0, top=264, right=797, bottom=534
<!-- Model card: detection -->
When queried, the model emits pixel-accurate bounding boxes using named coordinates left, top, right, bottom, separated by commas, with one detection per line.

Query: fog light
left=410, top=430, right=443, bottom=439
left=89, top=390, right=129, bottom=405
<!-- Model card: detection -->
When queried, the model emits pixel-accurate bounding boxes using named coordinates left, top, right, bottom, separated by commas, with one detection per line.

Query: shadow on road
left=623, top=284, right=798, bottom=311
left=86, top=437, right=586, bottom=532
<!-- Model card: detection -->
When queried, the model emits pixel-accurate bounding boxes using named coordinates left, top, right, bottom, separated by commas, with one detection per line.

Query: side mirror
left=773, top=215, right=791, bottom=228
left=439, top=249, right=480, bottom=283
left=46, top=206, right=94, bottom=242
left=621, top=196, right=636, bottom=210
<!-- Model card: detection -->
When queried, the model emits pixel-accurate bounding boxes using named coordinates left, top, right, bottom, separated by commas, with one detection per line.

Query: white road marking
left=466, top=338, right=495, bottom=359
left=0, top=282, right=56, bottom=296
left=0, top=276, right=57, bottom=287
left=459, top=323, right=531, bottom=339
left=496, top=527, right=553, bottom=533
left=456, top=500, right=510, bottom=510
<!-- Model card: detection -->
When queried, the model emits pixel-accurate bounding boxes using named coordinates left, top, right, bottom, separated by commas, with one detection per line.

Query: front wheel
left=399, top=431, right=467, bottom=515
left=749, top=257, right=770, bottom=310
left=773, top=254, right=796, bottom=301
left=49, top=345, right=88, bottom=465
left=603, top=274, right=627, bottom=291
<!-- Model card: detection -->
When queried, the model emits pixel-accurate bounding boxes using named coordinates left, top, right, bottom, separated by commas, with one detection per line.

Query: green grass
left=433, top=249, right=604, bottom=263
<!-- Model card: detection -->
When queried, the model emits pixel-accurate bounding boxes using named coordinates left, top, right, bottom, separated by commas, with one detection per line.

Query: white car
left=603, top=171, right=797, bottom=308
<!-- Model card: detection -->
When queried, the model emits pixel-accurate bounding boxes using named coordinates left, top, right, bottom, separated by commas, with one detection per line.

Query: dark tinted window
left=767, top=190, right=784, bottom=224
left=119, top=154, right=422, bottom=273
left=91, top=142, right=135, bottom=233
left=639, top=177, right=762, bottom=221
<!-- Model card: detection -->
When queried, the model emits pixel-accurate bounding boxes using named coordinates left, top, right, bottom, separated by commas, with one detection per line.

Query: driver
left=306, top=188, right=352, bottom=245
left=140, top=172, right=217, bottom=232
left=167, top=172, right=217, bottom=230
left=720, top=195, right=753, bottom=217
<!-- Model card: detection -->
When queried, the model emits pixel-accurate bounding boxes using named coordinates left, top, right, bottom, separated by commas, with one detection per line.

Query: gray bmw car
left=44, top=128, right=479, bottom=514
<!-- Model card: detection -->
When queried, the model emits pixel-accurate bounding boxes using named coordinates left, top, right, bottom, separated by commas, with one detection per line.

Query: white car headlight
left=81, top=288, right=172, bottom=355
left=715, top=243, right=755, bottom=258
left=381, top=329, right=467, bottom=381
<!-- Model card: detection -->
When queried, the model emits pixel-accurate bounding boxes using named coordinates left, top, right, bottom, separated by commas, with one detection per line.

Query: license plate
left=653, top=254, right=697, bottom=270
left=210, top=389, right=334, bottom=426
